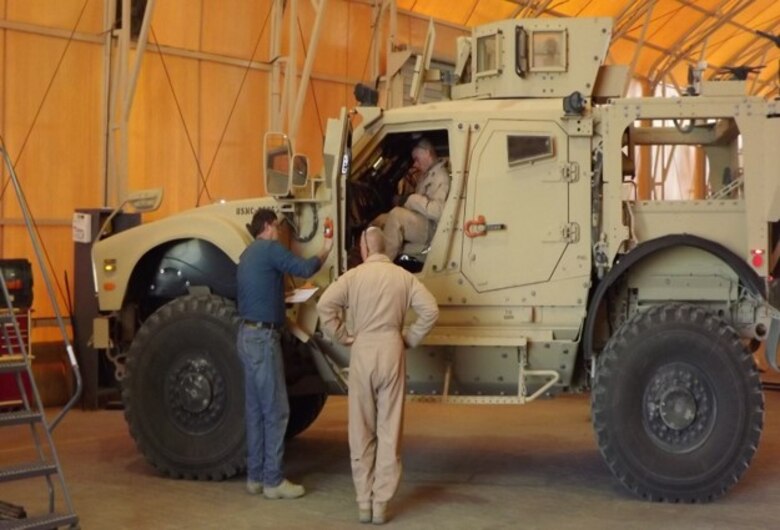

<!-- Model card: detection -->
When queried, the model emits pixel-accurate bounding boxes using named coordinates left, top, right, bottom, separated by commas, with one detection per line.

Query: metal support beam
left=635, top=78, right=653, bottom=201
left=290, top=0, right=329, bottom=141
left=99, top=0, right=116, bottom=207
left=268, top=0, right=284, bottom=132
left=284, top=0, right=299, bottom=134
left=123, top=0, right=156, bottom=122
left=693, top=146, right=706, bottom=199
left=649, top=0, right=753, bottom=88
left=624, top=1, right=656, bottom=96
left=117, top=0, right=130, bottom=206
left=103, top=0, right=156, bottom=207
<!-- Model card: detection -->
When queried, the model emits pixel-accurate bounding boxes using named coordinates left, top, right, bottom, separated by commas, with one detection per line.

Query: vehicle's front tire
left=123, top=294, right=330, bottom=479
left=591, top=304, right=764, bottom=502
left=123, top=295, right=246, bottom=480
left=287, top=393, right=327, bottom=438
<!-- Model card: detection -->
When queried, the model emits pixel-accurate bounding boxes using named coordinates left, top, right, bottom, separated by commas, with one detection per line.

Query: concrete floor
left=1, top=391, right=779, bottom=529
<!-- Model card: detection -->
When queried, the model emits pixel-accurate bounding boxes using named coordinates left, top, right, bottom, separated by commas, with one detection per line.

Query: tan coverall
left=316, top=254, right=439, bottom=505
left=381, top=159, right=450, bottom=259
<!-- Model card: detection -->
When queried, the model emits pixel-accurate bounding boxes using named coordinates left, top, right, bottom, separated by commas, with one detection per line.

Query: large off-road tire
left=123, top=294, right=329, bottom=479
left=591, top=304, right=764, bottom=502
left=287, top=393, right=328, bottom=438
left=123, top=295, right=246, bottom=480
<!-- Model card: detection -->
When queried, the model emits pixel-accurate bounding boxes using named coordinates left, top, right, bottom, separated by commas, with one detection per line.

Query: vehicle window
left=507, top=135, right=554, bottom=165
left=476, top=33, right=499, bottom=77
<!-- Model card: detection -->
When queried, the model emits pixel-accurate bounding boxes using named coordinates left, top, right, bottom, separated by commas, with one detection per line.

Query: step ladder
left=0, top=142, right=82, bottom=529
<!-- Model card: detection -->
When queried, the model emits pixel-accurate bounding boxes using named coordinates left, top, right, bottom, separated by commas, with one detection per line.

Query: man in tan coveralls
left=376, top=138, right=450, bottom=260
left=317, top=228, right=439, bottom=524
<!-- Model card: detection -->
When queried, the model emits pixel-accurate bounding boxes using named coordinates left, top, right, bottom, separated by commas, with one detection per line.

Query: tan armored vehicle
left=92, top=17, right=780, bottom=501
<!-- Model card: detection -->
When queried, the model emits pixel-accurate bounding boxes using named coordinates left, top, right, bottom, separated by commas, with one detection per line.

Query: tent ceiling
left=398, top=0, right=780, bottom=96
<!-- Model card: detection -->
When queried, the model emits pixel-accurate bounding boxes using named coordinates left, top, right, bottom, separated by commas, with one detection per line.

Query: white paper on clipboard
left=285, top=287, right=319, bottom=304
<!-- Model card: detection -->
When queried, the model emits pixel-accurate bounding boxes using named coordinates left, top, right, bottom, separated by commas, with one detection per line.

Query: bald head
left=360, top=227, right=386, bottom=260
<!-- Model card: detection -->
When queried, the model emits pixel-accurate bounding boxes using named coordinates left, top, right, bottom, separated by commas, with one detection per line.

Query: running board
left=408, top=337, right=560, bottom=405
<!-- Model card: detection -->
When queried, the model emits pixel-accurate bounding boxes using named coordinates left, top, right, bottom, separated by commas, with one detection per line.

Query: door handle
left=464, top=215, right=507, bottom=238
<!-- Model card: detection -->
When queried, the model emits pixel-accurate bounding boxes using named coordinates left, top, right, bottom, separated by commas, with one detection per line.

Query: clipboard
left=285, top=287, right=319, bottom=304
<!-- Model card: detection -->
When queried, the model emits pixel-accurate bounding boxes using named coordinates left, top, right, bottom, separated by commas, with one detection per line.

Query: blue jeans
left=237, top=325, right=289, bottom=487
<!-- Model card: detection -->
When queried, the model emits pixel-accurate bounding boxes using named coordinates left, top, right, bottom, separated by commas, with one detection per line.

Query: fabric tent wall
left=3, top=0, right=779, bottom=339
left=0, top=0, right=464, bottom=340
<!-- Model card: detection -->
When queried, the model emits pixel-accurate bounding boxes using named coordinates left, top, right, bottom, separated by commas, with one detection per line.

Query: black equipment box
left=0, top=259, right=33, bottom=309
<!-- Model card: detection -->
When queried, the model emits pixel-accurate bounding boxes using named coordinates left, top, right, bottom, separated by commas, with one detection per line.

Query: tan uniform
left=382, top=159, right=450, bottom=259
left=316, top=254, right=439, bottom=505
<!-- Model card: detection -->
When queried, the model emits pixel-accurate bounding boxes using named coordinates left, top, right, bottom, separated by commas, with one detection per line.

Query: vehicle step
left=0, top=512, right=78, bottom=529
left=0, top=462, right=58, bottom=483
left=0, top=411, right=42, bottom=427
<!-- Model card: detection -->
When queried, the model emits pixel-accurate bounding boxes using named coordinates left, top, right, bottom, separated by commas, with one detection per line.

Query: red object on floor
left=1, top=309, right=33, bottom=404
left=0, top=371, right=33, bottom=404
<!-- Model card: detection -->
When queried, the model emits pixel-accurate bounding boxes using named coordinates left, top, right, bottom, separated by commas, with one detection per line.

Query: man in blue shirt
left=237, top=208, right=332, bottom=499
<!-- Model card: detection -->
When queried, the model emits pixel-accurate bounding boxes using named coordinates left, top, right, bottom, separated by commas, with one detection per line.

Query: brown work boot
left=372, top=502, right=388, bottom=525
left=358, top=502, right=372, bottom=524
left=263, top=479, right=305, bottom=499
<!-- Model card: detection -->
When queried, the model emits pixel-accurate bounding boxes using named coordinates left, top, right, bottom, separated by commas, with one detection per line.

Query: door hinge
left=561, top=162, right=579, bottom=182
left=562, top=222, right=580, bottom=243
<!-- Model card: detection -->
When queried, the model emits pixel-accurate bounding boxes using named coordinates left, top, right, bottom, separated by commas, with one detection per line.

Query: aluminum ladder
left=0, top=143, right=82, bottom=529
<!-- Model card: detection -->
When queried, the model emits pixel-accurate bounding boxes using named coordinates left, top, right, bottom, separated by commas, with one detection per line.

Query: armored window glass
left=507, top=135, right=554, bottom=166
left=476, top=33, right=500, bottom=77
left=530, top=30, right=567, bottom=72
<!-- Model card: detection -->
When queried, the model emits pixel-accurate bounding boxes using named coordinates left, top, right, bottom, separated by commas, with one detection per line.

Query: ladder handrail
left=0, top=144, right=83, bottom=427
left=0, top=142, right=81, bottom=521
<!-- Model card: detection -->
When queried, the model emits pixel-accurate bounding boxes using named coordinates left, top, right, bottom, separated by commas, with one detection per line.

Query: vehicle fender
left=583, top=234, right=764, bottom=361
left=94, top=212, right=250, bottom=311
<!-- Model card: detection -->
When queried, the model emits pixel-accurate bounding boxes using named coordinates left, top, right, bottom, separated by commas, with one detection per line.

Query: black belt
left=242, top=320, right=283, bottom=330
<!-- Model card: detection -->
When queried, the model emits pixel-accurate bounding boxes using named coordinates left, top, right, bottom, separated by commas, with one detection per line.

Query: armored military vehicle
left=91, top=16, right=780, bottom=501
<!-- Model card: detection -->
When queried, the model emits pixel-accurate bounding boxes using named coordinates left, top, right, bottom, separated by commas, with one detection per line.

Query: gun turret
left=452, top=17, right=612, bottom=100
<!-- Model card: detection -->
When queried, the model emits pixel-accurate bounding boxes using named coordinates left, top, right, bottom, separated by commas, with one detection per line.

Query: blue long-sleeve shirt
left=237, top=239, right=321, bottom=324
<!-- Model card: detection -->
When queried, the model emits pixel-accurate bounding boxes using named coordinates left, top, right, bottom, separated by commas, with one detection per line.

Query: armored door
left=462, top=120, right=571, bottom=291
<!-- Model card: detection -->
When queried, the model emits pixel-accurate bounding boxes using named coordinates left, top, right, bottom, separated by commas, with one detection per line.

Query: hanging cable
left=149, top=25, right=212, bottom=203
left=283, top=203, right=319, bottom=243
left=0, top=0, right=90, bottom=202
left=0, top=135, right=70, bottom=312
left=195, top=6, right=273, bottom=206
left=0, top=1, right=89, bottom=312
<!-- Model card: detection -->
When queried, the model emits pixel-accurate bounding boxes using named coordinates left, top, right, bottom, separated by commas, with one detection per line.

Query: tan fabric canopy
left=399, top=0, right=780, bottom=96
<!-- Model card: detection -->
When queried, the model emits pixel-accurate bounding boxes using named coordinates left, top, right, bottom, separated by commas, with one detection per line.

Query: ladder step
left=0, top=462, right=58, bottom=483
left=0, top=512, right=79, bottom=529
left=0, top=355, right=28, bottom=374
left=0, top=411, right=42, bottom=427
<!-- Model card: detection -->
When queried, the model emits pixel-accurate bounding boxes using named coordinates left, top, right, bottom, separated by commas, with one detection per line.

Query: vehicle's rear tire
left=591, top=304, right=764, bottom=502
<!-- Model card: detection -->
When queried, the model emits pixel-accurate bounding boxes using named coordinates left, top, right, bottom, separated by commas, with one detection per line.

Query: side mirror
left=292, top=154, right=309, bottom=187
left=96, top=188, right=163, bottom=241
left=125, top=188, right=163, bottom=212
left=264, top=132, right=292, bottom=196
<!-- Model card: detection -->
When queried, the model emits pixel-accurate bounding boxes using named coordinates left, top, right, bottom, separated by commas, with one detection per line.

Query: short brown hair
left=246, top=208, right=277, bottom=238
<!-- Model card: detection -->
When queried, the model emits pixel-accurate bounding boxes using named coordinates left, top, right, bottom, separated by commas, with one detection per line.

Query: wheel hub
left=658, top=387, right=696, bottom=430
left=643, top=363, right=715, bottom=453
left=165, top=354, right=226, bottom=435
left=178, top=372, right=213, bottom=413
